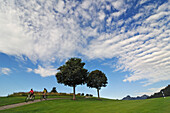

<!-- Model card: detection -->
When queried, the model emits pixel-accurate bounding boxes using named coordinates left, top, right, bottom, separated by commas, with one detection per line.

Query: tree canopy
left=86, top=70, right=108, bottom=99
left=56, top=58, right=88, bottom=100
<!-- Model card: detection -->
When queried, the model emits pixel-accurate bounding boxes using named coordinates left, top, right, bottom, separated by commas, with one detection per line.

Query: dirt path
left=0, top=98, right=70, bottom=111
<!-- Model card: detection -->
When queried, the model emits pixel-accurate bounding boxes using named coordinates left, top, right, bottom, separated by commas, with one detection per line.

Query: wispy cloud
left=0, top=68, right=11, bottom=75
left=0, top=0, right=169, bottom=85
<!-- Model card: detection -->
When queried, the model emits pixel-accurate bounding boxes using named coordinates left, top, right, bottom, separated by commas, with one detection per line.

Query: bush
left=90, top=94, right=93, bottom=97
left=86, top=94, right=89, bottom=96
left=81, top=93, right=84, bottom=96
left=77, top=93, right=81, bottom=96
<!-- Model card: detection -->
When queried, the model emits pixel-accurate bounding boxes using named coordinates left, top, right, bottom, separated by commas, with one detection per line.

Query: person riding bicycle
left=42, top=88, right=47, bottom=99
left=25, top=89, right=34, bottom=102
left=29, top=89, right=34, bottom=98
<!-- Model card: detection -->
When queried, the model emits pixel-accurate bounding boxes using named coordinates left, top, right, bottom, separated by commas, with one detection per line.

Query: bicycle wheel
left=45, top=95, right=47, bottom=100
left=32, top=95, right=35, bottom=101
left=25, top=96, right=29, bottom=102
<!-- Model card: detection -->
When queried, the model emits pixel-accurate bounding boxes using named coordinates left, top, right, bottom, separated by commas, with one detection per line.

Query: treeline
left=8, top=91, right=93, bottom=97
left=8, top=92, right=72, bottom=97
left=8, top=87, right=93, bottom=97
left=148, top=85, right=170, bottom=98
left=8, top=92, right=93, bottom=97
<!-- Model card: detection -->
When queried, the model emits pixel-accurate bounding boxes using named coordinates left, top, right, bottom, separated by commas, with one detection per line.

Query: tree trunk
left=73, top=85, right=76, bottom=100
left=97, top=88, right=100, bottom=99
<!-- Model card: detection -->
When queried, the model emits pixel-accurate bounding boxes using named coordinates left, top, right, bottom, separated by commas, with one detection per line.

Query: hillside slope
left=0, top=97, right=170, bottom=113
left=149, top=85, right=170, bottom=98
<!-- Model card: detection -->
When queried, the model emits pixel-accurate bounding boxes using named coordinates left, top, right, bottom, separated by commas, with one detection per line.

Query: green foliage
left=86, top=70, right=107, bottom=90
left=56, top=58, right=88, bottom=87
left=86, top=70, right=107, bottom=99
left=56, top=58, right=88, bottom=100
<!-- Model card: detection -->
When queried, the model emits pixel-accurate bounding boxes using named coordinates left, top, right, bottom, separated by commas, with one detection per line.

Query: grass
left=0, top=95, right=72, bottom=106
left=0, top=96, right=170, bottom=113
left=0, top=96, right=26, bottom=106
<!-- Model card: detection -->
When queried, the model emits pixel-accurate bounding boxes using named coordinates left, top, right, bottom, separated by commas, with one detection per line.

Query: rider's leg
left=30, top=93, right=33, bottom=99
left=43, top=93, right=44, bottom=99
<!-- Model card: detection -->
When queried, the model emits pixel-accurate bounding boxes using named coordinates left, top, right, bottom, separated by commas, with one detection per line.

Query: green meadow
left=0, top=96, right=169, bottom=113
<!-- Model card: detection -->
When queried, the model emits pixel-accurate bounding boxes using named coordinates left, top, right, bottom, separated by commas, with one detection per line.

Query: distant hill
left=122, top=95, right=149, bottom=100
left=148, top=85, right=170, bottom=99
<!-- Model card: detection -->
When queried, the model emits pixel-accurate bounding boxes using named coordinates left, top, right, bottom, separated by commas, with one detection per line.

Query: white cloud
left=27, top=68, right=33, bottom=72
left=33, top=65, right=57, bottom=77
left=98, top=11, right=106, bottom=20
left=81, top=0, right=91, bottom=9
left=82, top=1, right=170, bottom=85
left=133, top=13, right=143, bottom=20
left=0, top=8, right=33, bottom=57
left=139, top=0, right=148, bottom=5
left=157, top=2, right=170, bottom=13
left=145, top=12, right=169, bottom=23
left=56, top=0, right=65, bottom=13
left=0, top=68, right=11, bottom=75
left=0, top=0, right=169, bottom=85
left=112, top=9, right=127, bottom=17
left=0, top=0, right=87, bottom=63
left=111, top=0, right=124, bottom=10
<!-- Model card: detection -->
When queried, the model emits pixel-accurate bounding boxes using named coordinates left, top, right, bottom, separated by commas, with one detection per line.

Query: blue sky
left=0, top=0, right=169, bottom=99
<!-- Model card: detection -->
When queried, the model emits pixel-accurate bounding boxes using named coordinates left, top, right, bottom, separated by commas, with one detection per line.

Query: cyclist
left=29, top=89, right=34, bottom=98
left=42, top=88, right=47, bottom=99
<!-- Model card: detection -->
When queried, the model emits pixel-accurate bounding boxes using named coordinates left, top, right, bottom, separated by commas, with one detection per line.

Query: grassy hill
left=0, top=96, right=170, bottom=113
left=149, top=85, right=170, bottom=98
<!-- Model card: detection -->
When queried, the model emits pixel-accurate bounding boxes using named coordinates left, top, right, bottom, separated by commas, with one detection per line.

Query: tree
left=86, top=70, right=108, bottom=99
left=56, top=58, right=88, bottom=100
left=51, top=87, right=57, bottom=93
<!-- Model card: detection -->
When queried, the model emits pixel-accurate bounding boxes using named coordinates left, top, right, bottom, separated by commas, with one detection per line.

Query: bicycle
left=25, top=94, right=35, bottom=102
left=40, top=94, right=47, bottom=101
